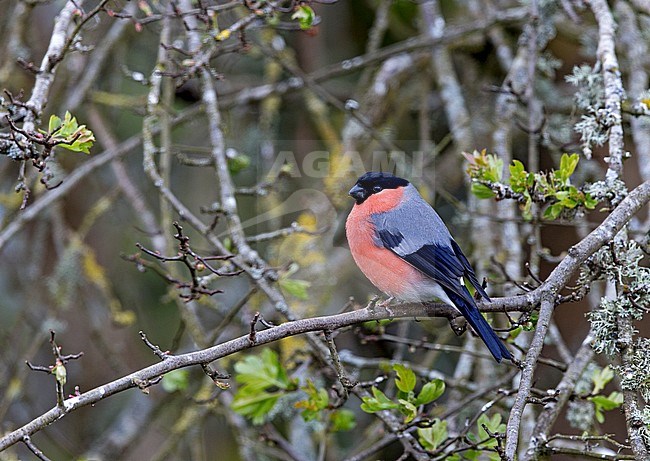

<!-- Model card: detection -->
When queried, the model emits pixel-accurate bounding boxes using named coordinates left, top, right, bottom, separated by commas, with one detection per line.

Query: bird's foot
left=377, top=296, right=395, bottom=308
left=368, top=296, right=395, bottom=316
left=377, top=296, right=395, bottom=316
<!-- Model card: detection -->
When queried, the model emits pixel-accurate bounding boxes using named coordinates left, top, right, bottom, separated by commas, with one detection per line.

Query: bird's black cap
left=349, top=172, right=409, bottom=204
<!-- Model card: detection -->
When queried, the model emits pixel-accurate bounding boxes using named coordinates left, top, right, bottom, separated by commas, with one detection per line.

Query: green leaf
left=393, top=364, right=416, bottom=393
left=471, top=182, right=496, bottom=199
left=509, top=160, right=530, bottom=193
left=295, top=380, right=329, bottom=421
left=558, top=153, right=579, bottom=183
left=417, top=418, right=447, bottom=451
left=330, top=409, right=356, bottom=432
left=590, top=392, right=624, bottom=411
left=279, top=278, right=311, bottom=300
left=360, top=387, right=399, bottom=413
left=231, top=349, right=296, bottom=424
left=162, top=369, right=190, bottom=392
left=480, top=413, right=505, bottom=432
left=291, top=5, right=315, bottom=29
left=485, top=155, right=503, bottom=182
left=558, top=196, right=578, bottom=209
left=227, top=154, right=250, bottom=174
left=509, top=159, right=525, bottom=176
left=464, top=150, right=502, bottom=183
left=509, top=326, right=523, bottom=341
left=592, top=366, right=614, bottom=394
left=477, top=413, right=505, bottom=448
left=231, top=389, right=282, bottom=424
left=46, top=111, right=95, bottom=154
left=234, top=348, right=292, bottom=391
left=543, top=203, right=563, bottom=220
left=48, top=114, right=62, bottom=133
left=398, top=398, right=418, bottom=423
left=593, top=404, right=605, bottom=424
left=522, top=311, right=539, bottom=331
left=584, top=193, right=598, bottom=209
left=414, top=379, right=445, bottom=406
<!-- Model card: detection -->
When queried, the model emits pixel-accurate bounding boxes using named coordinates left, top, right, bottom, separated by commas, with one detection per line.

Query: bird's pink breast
left=346, top=195, right=424, bottom=299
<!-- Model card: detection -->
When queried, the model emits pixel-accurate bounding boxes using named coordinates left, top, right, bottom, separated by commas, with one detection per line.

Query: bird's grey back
left=371, top=184, right=452, bottom=254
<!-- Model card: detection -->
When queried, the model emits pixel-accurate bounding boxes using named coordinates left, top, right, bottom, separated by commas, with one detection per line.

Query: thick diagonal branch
left=504, top=180, right=650, bottom=460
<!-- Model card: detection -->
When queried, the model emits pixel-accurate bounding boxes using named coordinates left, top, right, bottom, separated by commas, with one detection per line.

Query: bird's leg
left=377, top=296, right=395, bottom=317
left=377, top=296, right=395, bottom=307
left=368, top=296, right=395, bottom=316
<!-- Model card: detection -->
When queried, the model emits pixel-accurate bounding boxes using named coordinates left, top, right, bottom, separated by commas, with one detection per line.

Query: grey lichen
left=588, top=299, right=622, bottom=356
left=565, top=64, right=625, bottom=158
left=614, top=338, right=650, bottom=402
left=587, top=239, right=649, bottom=354
left=566, top=64, right=605, bottom=111
left=637, top=408, right=650, bottom=446
left=584, top=178, right=628, bottom=206
left=566, top=400, right=595, bottom=431
left=587, top=239, right=650, bottom=429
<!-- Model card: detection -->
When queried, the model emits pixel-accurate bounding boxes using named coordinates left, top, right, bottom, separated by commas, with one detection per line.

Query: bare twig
left=21, top=0, right=84, bottom=132
left=589, top=0, right=625, bottom=183
left=323, top=330, right=356, bottom=399
left=22, top=436, right=51, bottom=461
left=139, top=331, right=171, bottom=360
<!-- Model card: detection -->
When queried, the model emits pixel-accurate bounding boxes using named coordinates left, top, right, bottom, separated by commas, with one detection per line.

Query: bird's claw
left=377, top=296, right=394, bottom=307
left=377, top=296, right=395, bottom=316
left=367, top=296, right=395, bottom=318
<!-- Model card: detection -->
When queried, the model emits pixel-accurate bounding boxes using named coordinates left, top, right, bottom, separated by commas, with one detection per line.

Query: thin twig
left=139, top=331, right=171, bottom=360
left=22, top=436, right=52, bottom=461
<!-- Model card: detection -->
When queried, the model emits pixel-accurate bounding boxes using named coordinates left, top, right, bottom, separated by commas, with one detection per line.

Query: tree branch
left=522, top=332, right=595, bottom=460
left=1, top=179, right=648, bottom=452
left=0, top=301, right=487, bottom=451
left=504, top=179, right=650, bottom=460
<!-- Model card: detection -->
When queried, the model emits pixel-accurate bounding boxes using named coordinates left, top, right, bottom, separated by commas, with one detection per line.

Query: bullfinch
left=346, top=172, right=512, bottom=362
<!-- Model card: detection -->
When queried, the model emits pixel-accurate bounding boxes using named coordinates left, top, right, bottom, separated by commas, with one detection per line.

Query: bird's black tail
left=443, top=288, right=512, bottom=363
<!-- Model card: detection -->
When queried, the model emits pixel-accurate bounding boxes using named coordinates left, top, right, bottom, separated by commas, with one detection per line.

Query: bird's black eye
left=372, top=185, right=382, bottom=193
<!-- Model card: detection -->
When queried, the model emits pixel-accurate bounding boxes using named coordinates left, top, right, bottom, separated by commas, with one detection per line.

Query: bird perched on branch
left=346, top=172, right=512, bottom=362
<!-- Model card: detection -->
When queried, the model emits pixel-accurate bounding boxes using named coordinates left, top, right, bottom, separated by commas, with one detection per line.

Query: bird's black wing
left=377, top=229, right=475, bottom=303
left=379, top=228, right=489, bottom=301
left=449, top=239, right=490, bottom=301
left=377, top=229, right=510, bottom=362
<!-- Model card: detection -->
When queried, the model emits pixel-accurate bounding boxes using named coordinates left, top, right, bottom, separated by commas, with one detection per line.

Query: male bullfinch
left=346, top=172, right=512, bottom=362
